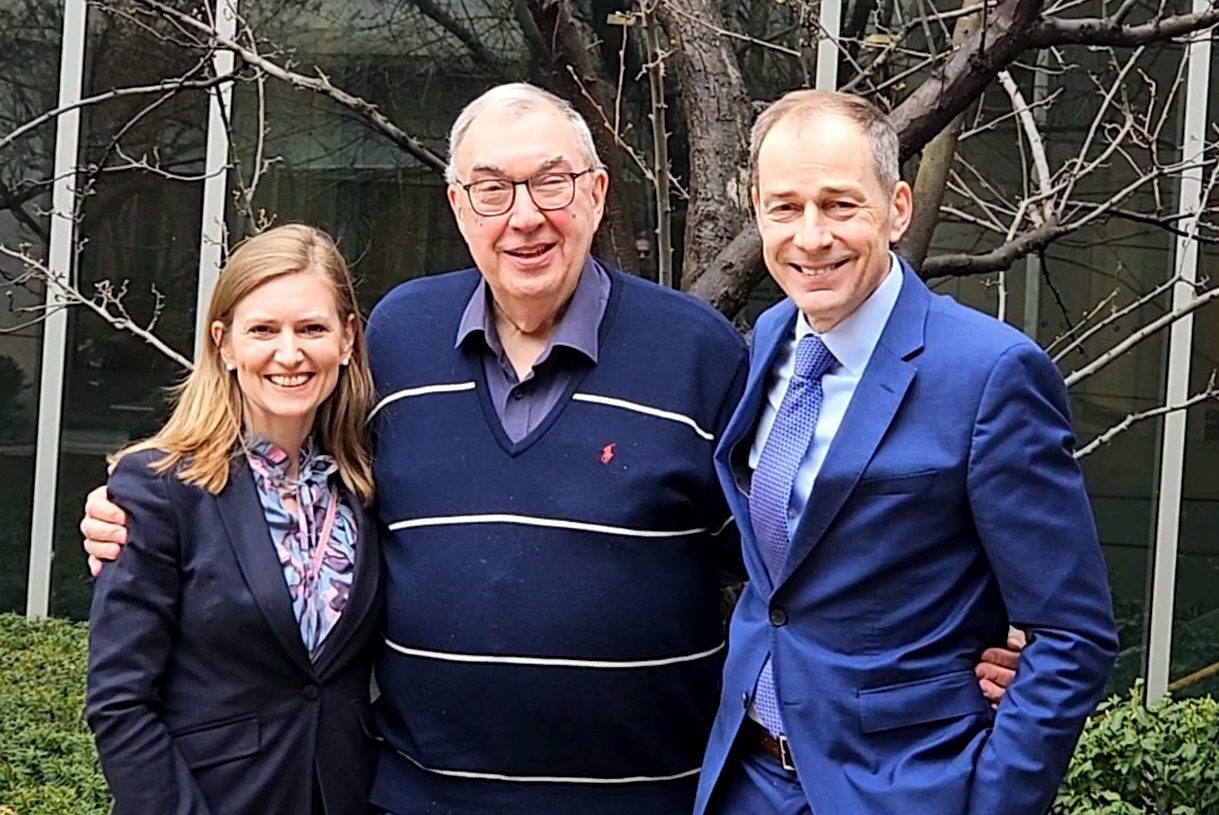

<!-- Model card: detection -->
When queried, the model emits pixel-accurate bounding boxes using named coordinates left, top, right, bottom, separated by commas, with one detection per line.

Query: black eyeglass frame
left=456, top=168, right=597, bottom=217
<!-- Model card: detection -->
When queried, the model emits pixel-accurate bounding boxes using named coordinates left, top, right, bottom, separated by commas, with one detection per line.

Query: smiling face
left=753, top=112, right=912, bottom=333
left=447, top=105, right=608, bottom=324
left=211, top=270, right=354, bottom=449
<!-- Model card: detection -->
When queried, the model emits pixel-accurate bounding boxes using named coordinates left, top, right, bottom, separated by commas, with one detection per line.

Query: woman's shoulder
left=107, top=446, right=200, bottom=507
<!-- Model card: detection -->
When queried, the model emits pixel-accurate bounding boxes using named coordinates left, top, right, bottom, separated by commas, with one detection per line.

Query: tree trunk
left=523, top=0, right=641, bottom=273
left=900, top=0, right=985, bottom=267
left=654, top=0, right=752, bottom=291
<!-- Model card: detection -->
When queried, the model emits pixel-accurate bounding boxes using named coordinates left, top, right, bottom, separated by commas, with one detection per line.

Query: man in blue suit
left=695, top=90, right=1118, bottom=815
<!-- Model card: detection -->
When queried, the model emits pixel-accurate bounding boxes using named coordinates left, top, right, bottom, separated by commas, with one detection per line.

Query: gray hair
left=445, top=82, right=603, bottom=184
left=750, top=90, right=900, bottom=193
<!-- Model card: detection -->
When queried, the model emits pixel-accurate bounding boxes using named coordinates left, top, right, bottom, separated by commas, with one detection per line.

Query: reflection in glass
left=48, top=7, right=206, bottom=618
left=1171, top=212, right=1219, bottom=698
left=0, top=0, right=62, bottom=613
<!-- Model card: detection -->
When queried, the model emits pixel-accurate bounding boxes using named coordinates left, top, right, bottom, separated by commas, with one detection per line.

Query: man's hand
left=976, top=627, right=1027, bottom=706
left=82, top=484, right=128, bottom=577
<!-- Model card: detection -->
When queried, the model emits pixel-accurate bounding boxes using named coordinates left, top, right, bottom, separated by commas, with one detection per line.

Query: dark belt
left=741, top=717, right=797, bottom=772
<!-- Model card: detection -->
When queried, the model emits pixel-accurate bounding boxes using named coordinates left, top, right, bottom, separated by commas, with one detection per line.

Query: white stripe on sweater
left=388, top=512, right=710, bottom=538
left=369, top=381, right=476, bottom=419
left=383, top=639, right=725, bottom=669
left=392, top=748, right=702, bottom=785
left=571, top=393, right=714, bottom=441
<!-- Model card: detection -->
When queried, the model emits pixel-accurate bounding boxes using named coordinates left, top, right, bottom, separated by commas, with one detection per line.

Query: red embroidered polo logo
left=600, top=443, right=616, bottom=464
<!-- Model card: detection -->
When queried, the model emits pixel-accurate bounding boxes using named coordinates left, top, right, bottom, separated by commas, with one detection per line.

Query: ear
left=752, top=185, right=763, bottom=230
left=341, top=313, right=356, bottom=365
left=210, top=320, right=233, bottom=369
left=588, top=168, right=609, bottom=225
left=888, top=180, right=914, bottom=244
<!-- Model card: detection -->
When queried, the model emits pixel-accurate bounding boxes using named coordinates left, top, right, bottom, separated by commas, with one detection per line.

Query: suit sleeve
left=965, top=343, right=1118, bottom=815
left=85, top=454, right=214, bottom=815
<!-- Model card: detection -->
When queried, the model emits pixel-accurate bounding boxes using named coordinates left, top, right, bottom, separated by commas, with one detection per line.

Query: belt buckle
left=777, top=734, right=796, bottom=772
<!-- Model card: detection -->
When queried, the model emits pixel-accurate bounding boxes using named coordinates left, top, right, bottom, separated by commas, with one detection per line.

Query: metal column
left=26, top=0, right=89, bottom=617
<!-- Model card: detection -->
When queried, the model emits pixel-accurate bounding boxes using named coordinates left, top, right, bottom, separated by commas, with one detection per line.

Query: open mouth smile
left=790, top=258, right=850, bottom=277
left=504, top=242, right=556, bottom=259
left=266, top=373, right=314, bottom=388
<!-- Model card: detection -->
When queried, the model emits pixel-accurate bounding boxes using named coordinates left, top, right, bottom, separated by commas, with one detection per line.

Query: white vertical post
left=194, top=0, right=238, bottom=358
left=1022, top=54, right=1050, bottom=338
left=27, top=0, right=89, bottom=617
left=1146, top=15, right=1211, bottom=704
left=815, top=0, right=843, bottom=90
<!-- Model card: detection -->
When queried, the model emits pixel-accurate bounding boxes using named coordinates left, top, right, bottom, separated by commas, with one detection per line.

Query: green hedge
left=2, top=613, right=1217, bottom=814
left=1051, top=682, right=1219, bottom=814
left=0, top=614, right=107, bottom=815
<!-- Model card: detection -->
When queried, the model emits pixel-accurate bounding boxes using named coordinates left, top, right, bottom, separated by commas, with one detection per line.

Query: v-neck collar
left=462, top=264, right=623, bottom=457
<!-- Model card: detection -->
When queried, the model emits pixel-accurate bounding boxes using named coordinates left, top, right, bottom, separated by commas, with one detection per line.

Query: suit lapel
left=216, top=458, right=313, bottom=673
left=777, top=264, right=931, bottom=586
left=311, top=500, right=380, bottom=676
left=715, top=301, right=798, bottom=592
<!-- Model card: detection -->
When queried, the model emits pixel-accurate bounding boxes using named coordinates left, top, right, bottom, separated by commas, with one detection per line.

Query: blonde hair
left=751, top=89, right=900, bottom=192
left=118, top=224, right=375, bottom=503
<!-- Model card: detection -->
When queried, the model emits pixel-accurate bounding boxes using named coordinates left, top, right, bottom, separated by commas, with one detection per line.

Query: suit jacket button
left=303, top=684, right=321, bottom=701
left=769, top=608, right=788, bottom=626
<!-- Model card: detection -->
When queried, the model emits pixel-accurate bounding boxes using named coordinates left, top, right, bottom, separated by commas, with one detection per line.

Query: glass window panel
left=0, top=0, right=62, bottom=613
left=48, top=4, right=207, bottom=618
left=1170, top=63, right=1219, bottom=698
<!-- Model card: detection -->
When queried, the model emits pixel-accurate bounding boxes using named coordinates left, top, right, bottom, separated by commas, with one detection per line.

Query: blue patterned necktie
left=750, top=333, right=837, bottom=736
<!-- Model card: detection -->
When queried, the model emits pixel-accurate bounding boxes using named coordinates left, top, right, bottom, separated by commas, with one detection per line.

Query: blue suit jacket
left=694, top=262, right=1117, bottom=815
left=86, top=449, right=383, bottom=815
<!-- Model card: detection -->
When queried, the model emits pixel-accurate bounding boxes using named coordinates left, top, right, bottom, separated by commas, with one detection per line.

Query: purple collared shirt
left=455, top=258, right=610, bottom=443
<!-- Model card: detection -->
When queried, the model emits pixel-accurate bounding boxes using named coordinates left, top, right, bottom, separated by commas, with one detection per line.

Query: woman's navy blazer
left=86, top=448, right=383, bottom=815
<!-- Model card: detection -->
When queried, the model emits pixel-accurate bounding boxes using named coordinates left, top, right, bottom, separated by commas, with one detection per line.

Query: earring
left=340, top=359, right=350, bottom=367
left=224, top=362, right=235, bottom=371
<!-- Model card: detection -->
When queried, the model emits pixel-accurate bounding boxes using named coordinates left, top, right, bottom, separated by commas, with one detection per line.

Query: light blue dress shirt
left=749, top=253, right=904, bottom=537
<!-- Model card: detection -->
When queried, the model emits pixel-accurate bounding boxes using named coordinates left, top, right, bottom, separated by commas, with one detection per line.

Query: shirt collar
left=455, top=256, right=606, bottom=365
left=243, top=431, right=336, bottom=490
left=795, top=252, right=903, bottom=377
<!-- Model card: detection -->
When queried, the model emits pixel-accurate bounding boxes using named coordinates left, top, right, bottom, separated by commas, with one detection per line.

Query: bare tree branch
left=1032, top=5, right=1219, bottom=48
left=1063, top=286, right=1219, bottom=389
left=1076, top=371, right=1219, bottom=458
left=0, top=243, right=193, bottom=369
left=129, top=0, right=446, bottom=174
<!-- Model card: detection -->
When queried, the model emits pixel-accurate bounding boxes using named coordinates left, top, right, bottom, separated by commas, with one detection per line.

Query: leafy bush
left=1052, top=682, right=1219, bottom=815
left=1, top=614, right=1217, bottom=814
left=0, top=614, right=108, bottom=815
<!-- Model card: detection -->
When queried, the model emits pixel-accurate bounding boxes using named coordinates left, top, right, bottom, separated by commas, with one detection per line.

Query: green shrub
left=0, top=614, right=107, bottom=815
left=1052, top=682, right=1219, bottom=815
left=2, top=614, right=1218, bottom=814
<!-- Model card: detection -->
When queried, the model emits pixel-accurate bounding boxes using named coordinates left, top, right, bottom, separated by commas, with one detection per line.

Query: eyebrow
left=469, top=155, right=569, bottom=178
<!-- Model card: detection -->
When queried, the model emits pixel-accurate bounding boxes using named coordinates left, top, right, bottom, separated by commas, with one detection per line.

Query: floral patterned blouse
left=244, top=433, right=358, bottom=657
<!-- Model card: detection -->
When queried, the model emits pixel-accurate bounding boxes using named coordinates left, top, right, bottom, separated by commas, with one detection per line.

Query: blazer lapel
left=777, top=263, right=930, bottom=586
left=311, top=500, right=381, bottom=677
left=216, top=458, right=313, bottom=673
left=714, top=300, right=798, bottom=592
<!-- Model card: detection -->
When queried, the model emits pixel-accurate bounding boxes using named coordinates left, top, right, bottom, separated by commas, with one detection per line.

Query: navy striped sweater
left=366, top=265, right=748, bottom=815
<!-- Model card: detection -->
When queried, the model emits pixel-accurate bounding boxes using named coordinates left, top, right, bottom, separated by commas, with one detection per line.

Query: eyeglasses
left=456, top=168, right=596, bottom=217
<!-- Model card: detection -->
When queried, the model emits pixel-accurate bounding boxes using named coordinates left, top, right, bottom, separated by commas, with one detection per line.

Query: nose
left=794, top=208, right=833, bottom=251
left=506, top=184, right=546, bottom=229
left=274, top=331, right=303, bottom=364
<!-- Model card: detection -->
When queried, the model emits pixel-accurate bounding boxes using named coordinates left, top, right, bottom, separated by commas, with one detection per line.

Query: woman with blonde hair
left=86, top=224, right=382, bottom=815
